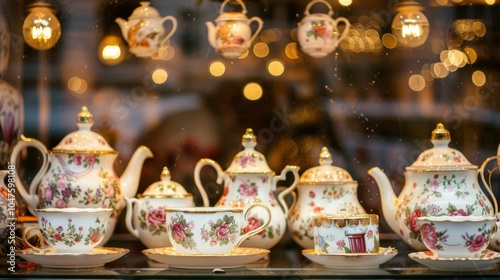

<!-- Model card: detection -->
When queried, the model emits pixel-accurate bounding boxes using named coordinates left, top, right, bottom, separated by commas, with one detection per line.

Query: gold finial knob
left=242, top=128, right=257, bottom=149
left=319, top=146, right=333, bottom=166
left=77, top=106, right=94, bottom=124
left=160, top=166, right=171, bottom=180
left=431, top=123, right=450, bottom=140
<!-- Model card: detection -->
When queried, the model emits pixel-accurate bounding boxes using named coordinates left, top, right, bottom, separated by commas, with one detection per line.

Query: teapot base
left=301, top=46, right=335, bottom=58
left=216, top=45, right=247, bottom=59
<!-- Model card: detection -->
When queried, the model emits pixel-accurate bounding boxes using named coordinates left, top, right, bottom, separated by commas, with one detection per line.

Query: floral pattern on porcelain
left=232, top=153, right=265, bottom=169
left=201, top=215, right=239, bottom=246
left=216, top=22, right=246, bottom=47
left=0, top=81, right=22, bottom=167
left=40, top=216, right=106, bottom=247
left=242, top=215, right=280, bottom=239
left=39, top=168, right=82, bottom=208
left=168, top=214, right=196, bottom=250
left=138, top=201, right=167, bottom=236
left=304, top=19, right=332, bottom=43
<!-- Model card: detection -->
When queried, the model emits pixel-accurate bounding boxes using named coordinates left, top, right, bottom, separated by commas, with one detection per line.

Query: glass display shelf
left=3, top=233, right=500, bottom=279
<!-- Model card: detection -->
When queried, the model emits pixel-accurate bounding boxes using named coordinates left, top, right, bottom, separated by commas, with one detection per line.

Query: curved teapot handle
left=160, top=16, right=178, bottom=47
left=124, top=197, right=140, bottom=239
left=219, top=0, right=247, bottom=15
left=479, top=156, right=499, bottom=216
left=193, top=158, right=224, bottom=207
left=247, top=16, right=264, bottom=48
left=333, top=17, right=351, bottom=48
left=9, top=135, right=50, bottom=215
left=276, top=165, right=300, bottom=217
left=304, top=0, right=334, bottom=17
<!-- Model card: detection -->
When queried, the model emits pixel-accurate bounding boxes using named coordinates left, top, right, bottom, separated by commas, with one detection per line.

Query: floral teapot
left=205, top=0, right=263, bottom=59
left=115, top=1, right=177, bottom=58
left=285, top=147, right=366, bottom=249
left=297, top=0, right=350, bottom=58
left=10, top=106, right=153, bottom=244
left=368, top=123, right=498, bottom=250
left=125, top=166, right=209, bottom=248
left=194, top=128, right=299, bottom=249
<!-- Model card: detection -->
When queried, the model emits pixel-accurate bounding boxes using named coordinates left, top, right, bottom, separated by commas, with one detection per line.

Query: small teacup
left=311, top=214, right=379, bottom=254
left=417, top=215, right=497, bottom=259
left=23, top=208, right=113, bottom=254
left=165, top=204, right=271, bottom=254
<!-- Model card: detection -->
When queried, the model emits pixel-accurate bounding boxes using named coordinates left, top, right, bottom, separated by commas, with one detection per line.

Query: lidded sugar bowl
left=194, top=128, right=299, bottom=249
left=284, top=146, right=366, bottom=248
left=125, top=166, right=208, bottom=248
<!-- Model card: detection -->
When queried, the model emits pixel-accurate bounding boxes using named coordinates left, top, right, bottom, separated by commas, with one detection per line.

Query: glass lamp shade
left=22, top=3, right=61, bottom=50
left=98, top=35, right=126, bottom=66
left=391, top=1, right=429, bottom=48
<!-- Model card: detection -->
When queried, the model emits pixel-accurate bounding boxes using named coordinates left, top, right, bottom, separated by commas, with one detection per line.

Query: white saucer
left=409, top=250, right=500, bottom=271
left=17, top=247, right=129, bottom=269
left=302, top=247, right=398, bottom=269
left=143, top=247, right=269, bottom=269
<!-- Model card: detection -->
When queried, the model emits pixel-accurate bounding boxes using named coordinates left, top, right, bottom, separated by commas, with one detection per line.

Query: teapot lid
left=129, top=2, right=160, bottom=19
left=226, top=128, right=273, bottom=174
left=53, top=106, right=115, bottom=152
left=299, top=147, right=356, bottom=185
left=407, top=123, right=475, bottom=171
left=139, top=166, right=192, bottom=198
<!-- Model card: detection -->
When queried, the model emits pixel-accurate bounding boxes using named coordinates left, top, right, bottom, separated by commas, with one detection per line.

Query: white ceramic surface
left=17, top=247, right=129, bottom=269
left=165, top=204, right=270, bottom=254
left=302, top=247, right=397, bottom=269
left=409, top=250, right=500, bottom=271
left=143, top=247, right=269, bottom=269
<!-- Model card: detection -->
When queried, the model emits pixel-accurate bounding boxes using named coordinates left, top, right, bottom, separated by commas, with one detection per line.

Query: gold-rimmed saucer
left=302, top=247, right=398, bottom=269
left=16, top=247, right=129, bottom=269
left=142, top=247, right=269, bottom=269
left=409, top=250, right=500, bottom=271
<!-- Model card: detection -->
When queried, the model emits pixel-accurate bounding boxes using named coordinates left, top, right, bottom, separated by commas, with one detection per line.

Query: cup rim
left=34, top=207, right=113, bottom=213
left=165, top=207, right=244, bottom=213
left=416, top=215, right=497, bottom=222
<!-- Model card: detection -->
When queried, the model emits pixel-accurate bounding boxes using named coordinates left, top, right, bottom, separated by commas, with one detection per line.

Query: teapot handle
left=124, top=197, right=140, bottom=239
left=304, top=0, right=334, bottom=17
left=247, top=16, right=264, bottom=48
left=276, top=165, right=300, bottom=217
left=193, top=158, right=224, bottom=207
left=479, top=156, right=499, bottom=216
left=333, top=17, right=351, bottom=47
left=160, top=16, right=178, bottom=47
left=219, top=0, right=248, bottom=15
left=9, top=135, right=50, bottom=215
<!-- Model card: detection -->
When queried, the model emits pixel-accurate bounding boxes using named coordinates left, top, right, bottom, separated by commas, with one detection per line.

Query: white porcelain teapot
left=125, top=166, right=209, bottom=248
left=205, top=0, right=263, bottom=59
left=194, top=128, right=299, bottom=249
left=10, top=106, right=153, bottom=244
left=368, top=123, right=498, bottom=250
left=284, top=147, right=366, bottom=249
left=297, top=0, right=350, bottom=58
left=115, top=2, right=177, bottom=58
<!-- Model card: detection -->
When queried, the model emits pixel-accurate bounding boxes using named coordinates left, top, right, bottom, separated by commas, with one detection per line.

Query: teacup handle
left=479, top=155, right=499, bottom=216
left=22, top=225, right=50, bottom=253
left=304, top=0, right=334, bottom=17
left=160, top=16, right=178, bottom=47
left=234, top=203, right=271, bottom=248
left=124, top=197, right=140, bottom=239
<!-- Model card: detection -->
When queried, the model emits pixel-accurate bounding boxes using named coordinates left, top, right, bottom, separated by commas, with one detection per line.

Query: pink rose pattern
left=139, top=202, right=167, bottom=236
left=0, top=84, right=21, bottom=166
left=169, top=214, right=196, bottom=249
left=40, top=216, right=106, bottom=247
left=201, top=215, right=238, bottom=246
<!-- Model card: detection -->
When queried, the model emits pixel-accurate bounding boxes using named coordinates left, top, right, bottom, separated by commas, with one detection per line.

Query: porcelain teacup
left=311, top=214, right=379, bottom=254
left=417, top=215, right=497, bottom=259
left=22, top=207, right=113, bottom=254
left=165, top=204, right=271, bottom=254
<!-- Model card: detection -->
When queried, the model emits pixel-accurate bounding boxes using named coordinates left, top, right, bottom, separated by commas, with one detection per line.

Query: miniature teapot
left=125, top=166, right=209, bottom=248
left=10, top=106, right=153, bottom=244
left=284, top=147, right=366, bottom=249
left=194, top=128, right=299, bottom=249
left=297, top=0, right=350, bottom=58
left=205, top=0, right=263, bottom=59
left=368, top=123, right=498, bottom=250
left=115, top=2, right=177, bottom=58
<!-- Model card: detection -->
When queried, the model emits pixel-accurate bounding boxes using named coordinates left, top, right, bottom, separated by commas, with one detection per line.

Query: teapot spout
left=205, top=22, right=217, bottom=48
left=367, top=167, right=400, bottom=234
left=120, top=146, right=153, bottom=199
left=115, top=18, right=129, bottom=43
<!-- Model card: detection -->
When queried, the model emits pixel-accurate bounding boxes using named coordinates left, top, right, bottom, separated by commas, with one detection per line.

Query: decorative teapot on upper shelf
left=368, top=123, right=498, bottom=250
left=194, top=128, right=299, bottom=249
left=284, top=146, right=366, bottom=249
left=125, top=166, right=209, bottom=248
left=297, top=0, right=350, bottom=58
left=205, top=0, right=263, bottom=59
left=10, top=106, right=153, bottom=244
left=115, top=1, right=177, bottom=58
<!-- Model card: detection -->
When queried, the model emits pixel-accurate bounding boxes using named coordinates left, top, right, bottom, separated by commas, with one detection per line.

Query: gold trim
left=137, top=193, right=193, bottom=198
left=226, top=170, right=275, bottom=175
left=406, top=166, right=477, bottom=172
left=312, top=214, right=378, bottom=228
left=49, top=150, right=118, bottom=155
left=298, top=181, right=357, bottom=186
left=165, top=207, right=244, bottom=213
